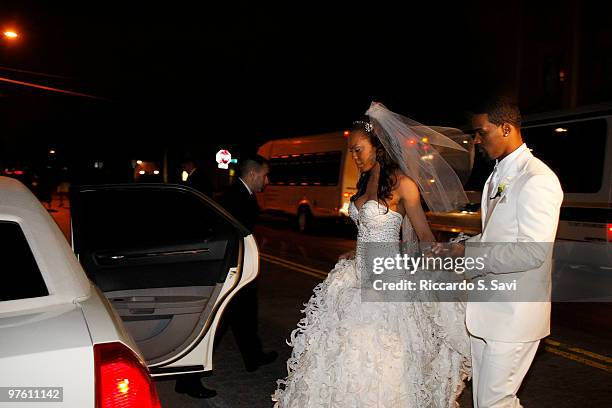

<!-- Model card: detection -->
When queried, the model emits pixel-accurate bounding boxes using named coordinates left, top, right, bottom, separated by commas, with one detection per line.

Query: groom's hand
left=423, top=243, right=465, bottom=272
left=448, top=242, right=465, bottom=258
left=430, top=242, right=465, bottom=258
left=428, top=243, right=445, bottom=256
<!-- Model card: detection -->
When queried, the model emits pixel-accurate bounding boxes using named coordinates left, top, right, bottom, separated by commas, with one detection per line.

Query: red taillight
left=607, top=224, right=612, bottom=242
left=94, top=342, right=161, bottom=408
left=343, top=130, right=350, bottom=137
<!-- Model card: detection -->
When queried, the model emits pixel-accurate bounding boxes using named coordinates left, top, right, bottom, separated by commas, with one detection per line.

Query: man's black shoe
left=245, top=351, right=279, bottom=372
left=175, top=379, right=217, bottom=399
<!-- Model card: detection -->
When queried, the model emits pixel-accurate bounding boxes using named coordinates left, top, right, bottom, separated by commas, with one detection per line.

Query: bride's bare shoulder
left=393, top=172, right=419, bottom=191
left=393, top=173, right=421, bottom=204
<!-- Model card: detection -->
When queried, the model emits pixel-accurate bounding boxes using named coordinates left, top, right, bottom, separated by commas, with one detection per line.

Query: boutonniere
left=490, top=176, right=512, bottom=200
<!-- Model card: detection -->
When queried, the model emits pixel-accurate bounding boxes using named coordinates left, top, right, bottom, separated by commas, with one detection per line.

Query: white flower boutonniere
left=490, top=176, right=513, bottom=200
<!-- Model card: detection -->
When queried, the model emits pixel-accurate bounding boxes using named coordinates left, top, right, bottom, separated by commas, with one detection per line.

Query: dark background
left=0, top=0, right=610, bottom=183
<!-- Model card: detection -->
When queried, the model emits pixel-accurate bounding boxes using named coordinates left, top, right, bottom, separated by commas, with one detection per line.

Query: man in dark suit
left=217, top=155, right=277, bottom=371
left=219, top=156, right=267, bottom=231
left=181, top=158, right=214, bottom=197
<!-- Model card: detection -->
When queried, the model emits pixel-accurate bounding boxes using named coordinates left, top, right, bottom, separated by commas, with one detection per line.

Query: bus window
left=269, top=151, right=342, bottom=186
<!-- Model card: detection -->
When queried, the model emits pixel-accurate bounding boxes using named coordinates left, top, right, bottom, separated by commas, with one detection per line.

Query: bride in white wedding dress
left=272, top=103, right=472, bottom=407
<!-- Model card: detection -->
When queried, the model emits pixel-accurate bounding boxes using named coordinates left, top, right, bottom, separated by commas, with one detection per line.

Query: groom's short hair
left=239, top=154, right=268, bottom=177
left=472, top=96, right=522, bottom=128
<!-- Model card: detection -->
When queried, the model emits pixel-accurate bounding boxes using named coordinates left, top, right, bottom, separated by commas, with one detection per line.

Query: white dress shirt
left=239, top=177, right=253, bottom=195
left=489, top=143, right=529, bottom=196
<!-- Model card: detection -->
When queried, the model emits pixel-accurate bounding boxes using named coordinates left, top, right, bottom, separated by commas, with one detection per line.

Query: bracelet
left=449, top=232, right=470, bottom=244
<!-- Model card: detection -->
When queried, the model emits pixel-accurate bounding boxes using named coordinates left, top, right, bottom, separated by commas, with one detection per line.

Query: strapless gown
left=273, top=200, right=470, bottom=407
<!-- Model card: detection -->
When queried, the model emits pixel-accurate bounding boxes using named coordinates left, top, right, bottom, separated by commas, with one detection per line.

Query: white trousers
left=470, top=336, right=540, bottom=408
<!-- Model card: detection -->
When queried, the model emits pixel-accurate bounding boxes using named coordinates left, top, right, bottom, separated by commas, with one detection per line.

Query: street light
left=3, top=31, right=18, bottom=39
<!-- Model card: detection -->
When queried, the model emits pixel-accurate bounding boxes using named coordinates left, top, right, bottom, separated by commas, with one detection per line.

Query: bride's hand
left=338, top=250, right=355, bottom=260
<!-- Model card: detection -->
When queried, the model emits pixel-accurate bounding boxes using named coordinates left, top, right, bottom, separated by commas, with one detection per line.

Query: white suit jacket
left=465, top=145, right=563, bottom=342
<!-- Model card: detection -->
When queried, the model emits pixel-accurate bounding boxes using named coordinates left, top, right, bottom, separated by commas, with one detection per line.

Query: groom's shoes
left=174, top=377, right=217, bottom=399
left=245, top=351, right=279, bottom=372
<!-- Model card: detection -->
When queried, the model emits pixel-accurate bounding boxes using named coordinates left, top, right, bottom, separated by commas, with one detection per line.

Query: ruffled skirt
left=273, top=258, right=471, bottom=408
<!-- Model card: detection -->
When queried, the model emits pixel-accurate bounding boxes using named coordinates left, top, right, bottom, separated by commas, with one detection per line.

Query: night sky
left=0, top=0, right=608, bottom=167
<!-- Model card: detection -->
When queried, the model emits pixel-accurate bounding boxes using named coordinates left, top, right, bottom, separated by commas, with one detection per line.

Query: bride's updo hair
left=351, top=119, right=401, bottom=212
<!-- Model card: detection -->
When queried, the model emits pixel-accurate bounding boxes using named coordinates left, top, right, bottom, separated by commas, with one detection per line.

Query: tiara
left=353, top=120, right=373, bottom=133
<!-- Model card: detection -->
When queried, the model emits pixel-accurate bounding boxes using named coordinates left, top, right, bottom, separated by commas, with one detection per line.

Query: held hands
left=427, top=242, right=465, bottom=258
left=429, top=231, right=470, bottom=258
left=421, top=242, right=466, bottom=273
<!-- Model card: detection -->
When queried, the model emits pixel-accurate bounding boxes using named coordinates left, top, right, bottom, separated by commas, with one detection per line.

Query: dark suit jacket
left=220, top=180, right=259, bottom=232
left=186, top=168, right=214, bottom=197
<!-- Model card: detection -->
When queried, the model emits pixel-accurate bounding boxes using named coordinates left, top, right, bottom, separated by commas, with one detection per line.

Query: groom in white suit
left=457, top=97, right=563, bottom=407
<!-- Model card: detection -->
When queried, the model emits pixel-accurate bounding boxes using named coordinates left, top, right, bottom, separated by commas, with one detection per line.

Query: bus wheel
left=297, top=207, right=311, bottom=233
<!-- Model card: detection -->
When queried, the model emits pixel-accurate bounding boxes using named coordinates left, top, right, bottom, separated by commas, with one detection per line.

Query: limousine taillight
left=95, top=342, right=161, bottom=408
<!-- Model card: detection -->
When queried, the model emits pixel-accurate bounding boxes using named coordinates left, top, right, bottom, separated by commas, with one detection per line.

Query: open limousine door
left=71, top=184, right=259, bottom=376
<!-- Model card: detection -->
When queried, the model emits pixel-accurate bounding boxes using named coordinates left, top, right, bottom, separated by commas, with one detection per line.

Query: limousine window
left=0, top=222, right=48, bottom=302
left=522, top=119, right=606, bottom=194
left=268, top=151, right=342, bottom=186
